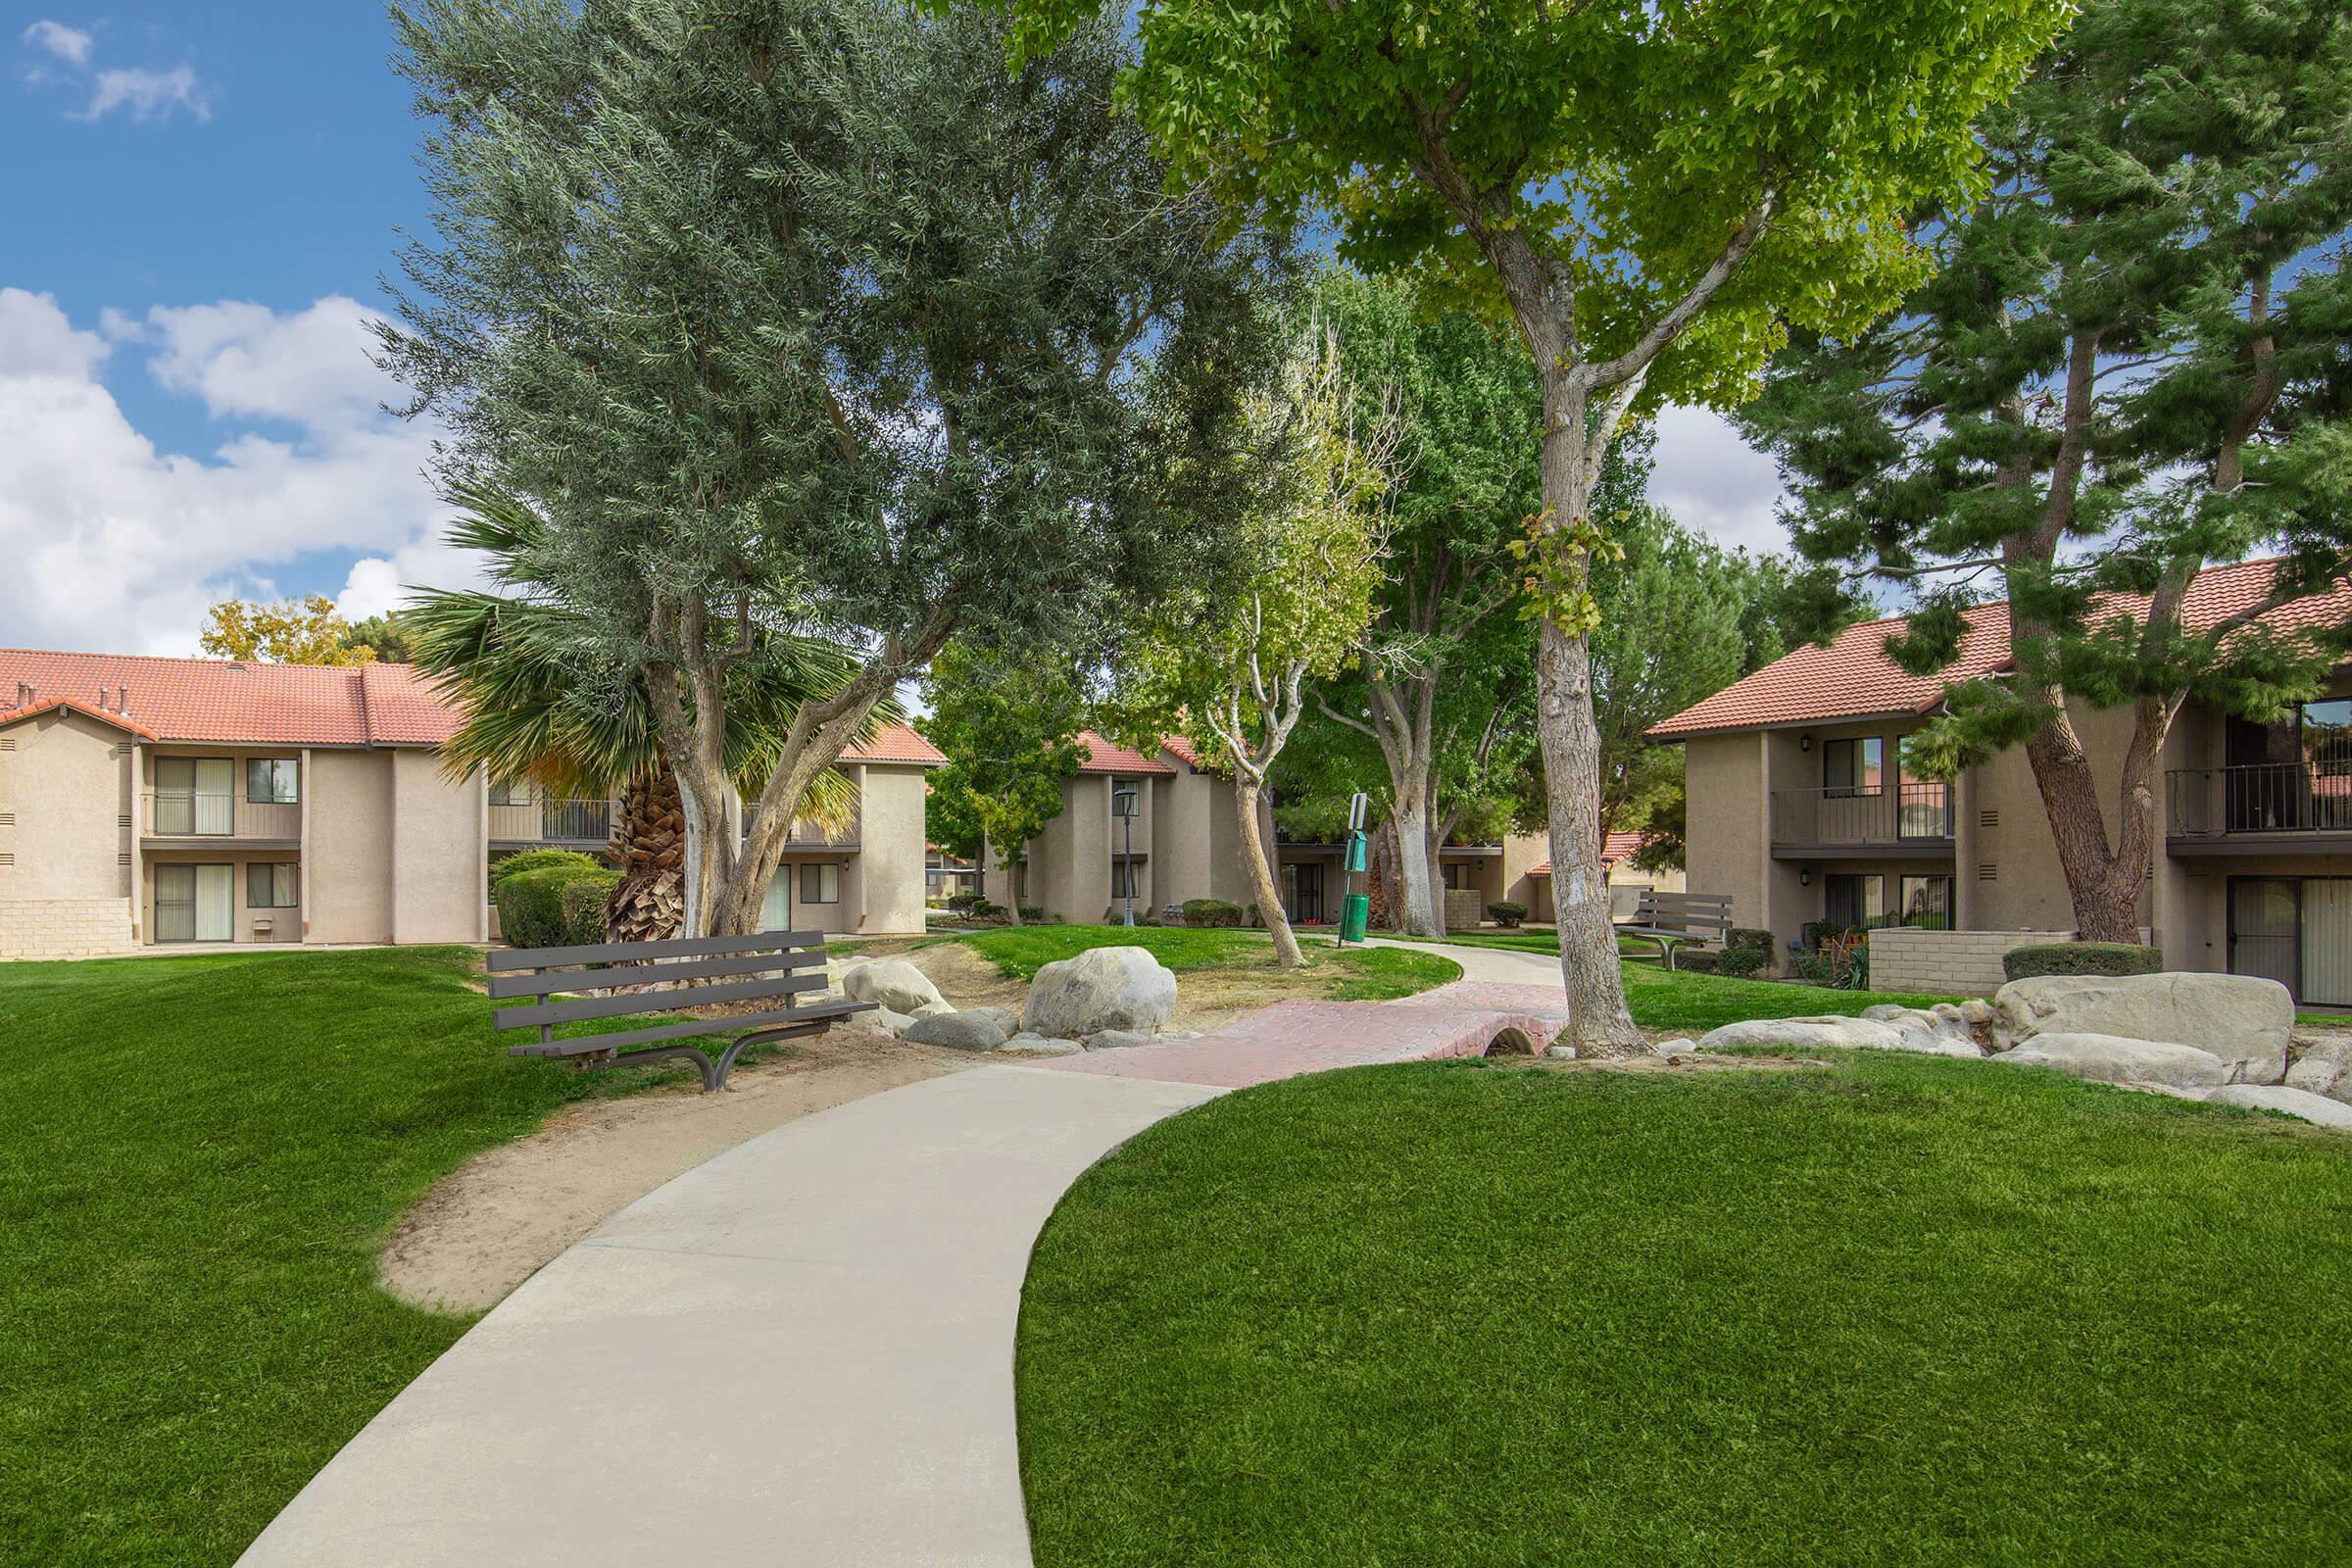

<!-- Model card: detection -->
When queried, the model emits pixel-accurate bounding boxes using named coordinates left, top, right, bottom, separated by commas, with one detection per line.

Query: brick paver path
left=1032, top=979, right=1575, bottom=1089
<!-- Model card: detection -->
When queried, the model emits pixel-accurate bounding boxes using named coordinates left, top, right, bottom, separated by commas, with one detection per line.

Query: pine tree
left=1740, top=0, right=2352, bottom=941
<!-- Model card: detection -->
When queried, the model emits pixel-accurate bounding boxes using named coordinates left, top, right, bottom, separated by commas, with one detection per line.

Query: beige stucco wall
left=392, top=751, right=486, bottom=944
left=0, top=709, right=136, bottom=956
left=1684, top=731, right=1770, bottom=933
left=855, top=763, right=928, bottom=934
left=304, top=749, right=394, bottom=944
left=1968, top=703, right=2152, bottom=935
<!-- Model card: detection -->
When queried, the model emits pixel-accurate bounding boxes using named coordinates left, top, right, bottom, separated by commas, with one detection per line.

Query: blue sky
left=0, top=4, right=1781, bottom=658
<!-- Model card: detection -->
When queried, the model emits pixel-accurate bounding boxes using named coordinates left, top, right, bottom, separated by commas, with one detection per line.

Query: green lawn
left=1018, top=1054, right=2352, bottom=1565
left=950, top=923, right=1460, bottom=1002
left=0, top=947, right=729, bottom=1568
left=1621, top=961, right=1956, bottom=1034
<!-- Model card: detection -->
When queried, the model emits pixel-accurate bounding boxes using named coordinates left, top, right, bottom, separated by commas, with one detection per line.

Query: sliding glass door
left=154, top=758, right=235, bottom=835
left=154, top=864, right=233, bottom=943
left=2228, top=877, right=2352, bottom=1006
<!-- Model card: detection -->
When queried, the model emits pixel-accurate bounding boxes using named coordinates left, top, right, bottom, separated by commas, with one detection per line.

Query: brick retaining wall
left=1870, top=928, right=2072, bottom=997
left=1442, top=889, right=1485, bottom=933
left=0, top=897, right=136, bottom=959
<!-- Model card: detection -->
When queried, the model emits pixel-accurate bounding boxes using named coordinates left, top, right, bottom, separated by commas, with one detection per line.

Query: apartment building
left=1652, top=560, right=2352, bottom=1002
left=0, top=648, right=940, bottom=959
left=979, top=731, right=1554, bottom=929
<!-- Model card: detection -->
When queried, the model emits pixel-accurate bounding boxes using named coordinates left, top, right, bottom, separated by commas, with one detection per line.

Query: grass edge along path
left=1018, top=1054, right=2352, bottom=1566
left=0, top=945, right=738, bottom=1568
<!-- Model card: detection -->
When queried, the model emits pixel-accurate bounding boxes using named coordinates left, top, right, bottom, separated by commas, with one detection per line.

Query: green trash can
left=1340, top=892, right=1370, bottom=943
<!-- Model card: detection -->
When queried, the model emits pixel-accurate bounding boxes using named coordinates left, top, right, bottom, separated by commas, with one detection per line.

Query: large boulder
left=1989, top=1031, right=2229, bottom=1088
left=2202, top=1084, right=2352, bottom=1130
left=903, top=1006, right=1017, bottom=1053
left=1021, top=946, right=1178, bottom=1040
left=1696, top=1014, right=1980, bottom=1057
left=2285, top=1035, right=2352, bottom=1103
left=1991, top=972, right=2289, bottom=1085
left=840, top=958, right=948, bottom=1017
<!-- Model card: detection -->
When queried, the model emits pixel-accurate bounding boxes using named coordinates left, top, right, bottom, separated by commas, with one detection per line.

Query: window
left=1823, top=737, right=1884, bottom=798
left=1112, top=859, right=1141, bottom=899
left=1823, top=872, right=1884, bottom=930
left=800, top=861, right=841, bottom=905
left=489, top=775, right=532, bottom=807
left=1442, top=860, right=1477, bottom=891
left=248, top=862, right=299, bottom=908
left=246, top=758, right=299, bottom=804
left=1895, top=874, right=1951, bottom=929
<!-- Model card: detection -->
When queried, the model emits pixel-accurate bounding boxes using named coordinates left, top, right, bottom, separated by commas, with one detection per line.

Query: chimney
left=118, top=685, right=131, bottom=716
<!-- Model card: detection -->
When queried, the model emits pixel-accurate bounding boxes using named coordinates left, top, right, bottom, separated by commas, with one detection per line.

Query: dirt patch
left=379, top=1029, right=973, bottom=1314
left=904, top=941, right=1029, bottom=1010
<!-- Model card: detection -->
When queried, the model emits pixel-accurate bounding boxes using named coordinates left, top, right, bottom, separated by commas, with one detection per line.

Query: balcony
left=1771, top=782, right=1953, bottom=858
left=142, top=791, right=301, bottom=843
left=742, top=801, right=860, bottom=849
left=489, top=797, right=612, bottom=845
left=2167, top=763, right=2352, bottom=854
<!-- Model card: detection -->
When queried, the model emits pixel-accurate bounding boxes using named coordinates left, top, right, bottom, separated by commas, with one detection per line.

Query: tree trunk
left=604, top=766, right=687, bottom=942
left=1392, top=790, right=1442, bottom=938
left=1367, top=811, right=1401, bottom=930
left=2019, top=692, right=2172, bottom=945
left=1236, top=778, right=1303, bottom=968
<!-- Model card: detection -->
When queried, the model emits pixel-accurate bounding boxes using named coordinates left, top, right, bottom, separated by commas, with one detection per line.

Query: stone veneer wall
left=0, top=897, right=135, bottom=958
left=1870, top=928, right=2072, bottom=997
left=1443, top=888, right=1486, bottom=933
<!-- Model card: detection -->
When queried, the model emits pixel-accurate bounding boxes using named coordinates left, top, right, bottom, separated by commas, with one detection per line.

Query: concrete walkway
left=239, top=941, right=1562, bottom=1567
left=239, top=1067, right=1221, bottom=1568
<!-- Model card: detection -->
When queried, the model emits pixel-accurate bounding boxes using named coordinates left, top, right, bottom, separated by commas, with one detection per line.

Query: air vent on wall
left=0, top=738, right=15, bottom=751
left=1979, top=809, right=1999, bottom=829
left=0, top=812, right=13, bottom=826
left=119, top=853, right=133, bottom=866
left=119, top=813, right=131, bottom=829
left=1978, top=862, right=1999, bottom=882
left=0, top=853, right=14, bottom=866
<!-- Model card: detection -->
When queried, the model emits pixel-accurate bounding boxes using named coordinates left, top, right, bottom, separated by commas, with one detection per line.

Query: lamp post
left=1112, top=783, right=1140, bottom=927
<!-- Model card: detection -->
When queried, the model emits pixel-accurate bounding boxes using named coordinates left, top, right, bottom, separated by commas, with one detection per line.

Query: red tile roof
left=0, top=695, right=160, bottom=742
left=846, top=724, right=945, bottom=765
left=1647, top=558, right=2352, bottom=741
left=1075, top=729, right=1176, bottom=776
left=1159, top=735, right=1206, bottom=769
left=0, top=646, right=945, bottom=766
left=1529, top=831, right=1653, bottom=879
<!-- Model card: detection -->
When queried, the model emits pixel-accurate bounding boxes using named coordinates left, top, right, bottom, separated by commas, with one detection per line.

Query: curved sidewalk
left=239, top=941, right=1561, bottom=1567
left=239, top=1066, right=1221, bottom=1568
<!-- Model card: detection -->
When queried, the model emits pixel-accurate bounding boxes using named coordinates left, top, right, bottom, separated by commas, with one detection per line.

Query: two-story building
left=1653, top=559, right=2352, bottom=1001
left=979, top=731, right=1555, bottom=929
left=0, top=648, right=940, bottom=959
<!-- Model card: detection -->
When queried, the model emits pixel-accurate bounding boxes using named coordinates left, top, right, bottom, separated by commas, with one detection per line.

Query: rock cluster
left=830, top=945, right=1185, bottom=1055
left=1686, top=970, right=2352, bottom=1132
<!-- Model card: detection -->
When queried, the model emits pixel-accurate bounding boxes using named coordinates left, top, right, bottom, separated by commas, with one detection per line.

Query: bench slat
left=495, top=970, right=829, bottom=1031
left=486, top=929, right=827, bottom=972
left=508, top=998, right=875, bottom=1058
left=484, top=947, right=828, bottom=1000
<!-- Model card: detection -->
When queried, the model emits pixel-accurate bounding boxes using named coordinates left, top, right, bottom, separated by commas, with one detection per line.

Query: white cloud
left=79, top=63, right=208, bottom=123
left=22, top=20, right=92, bottom=67
left=1647, top=404, right=1790, bottom=557
left=0, top=289, right=482, bottom=656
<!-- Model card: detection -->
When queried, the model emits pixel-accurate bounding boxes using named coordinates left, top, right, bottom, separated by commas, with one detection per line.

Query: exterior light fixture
left=1799, top=868, right=1812, bottom=887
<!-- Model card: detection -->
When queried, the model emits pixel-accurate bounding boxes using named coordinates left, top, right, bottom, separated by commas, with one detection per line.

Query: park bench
left=1617, top=890, right=1734, bottom=971
left=487, top=929, right=872, bottom=1093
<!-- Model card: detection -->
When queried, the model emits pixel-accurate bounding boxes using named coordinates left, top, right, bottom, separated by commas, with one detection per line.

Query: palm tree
left=407, top=484, right=893, bottom=942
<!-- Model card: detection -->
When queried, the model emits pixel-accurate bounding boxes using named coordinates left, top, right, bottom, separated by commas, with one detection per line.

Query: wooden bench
left=487, top=930, right=873, bottom=1093
left=1617, top=890, right=1734, bottom=971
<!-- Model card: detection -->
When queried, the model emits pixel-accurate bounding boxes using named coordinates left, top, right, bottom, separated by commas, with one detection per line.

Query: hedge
left=495, top=863, right=616, bottom=949
left=1183, top=898, right=1245, bottom=928
left=2003, top=942, right=2166, bottom=982
left=1728, top=927, right=1773, bottom=953
left=490, top=847, right=604, bottom=889
left=1487, top=901, right=1529, bottom=929
left=1675, top=950, right=1721, bottom=974
left=1714, top=945, right=1769, bottom=976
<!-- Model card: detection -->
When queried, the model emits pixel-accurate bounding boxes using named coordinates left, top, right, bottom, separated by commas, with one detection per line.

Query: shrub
left=1714, top=945, right=1769, bottom=977
left=1487, top=900, right=1529, bottom=929
left=1728, top=927, right=1773, bottom=953
left=946, top=889, right=986, bottom=914
left=490, top=847, right=604, bottom=889
left=558, top=869, right=622, bottom=946
left=1675, top=950, right=1721, bottom=974
left=1183, top=898, right=1245, bottom=928
left=1019, top=905, right=1050, bottom=924
left=966, top=897, right=1006, bottom=922
left=2003, top=942, right=2165, bottom=982
left=495, top=863, right=612, bottom=949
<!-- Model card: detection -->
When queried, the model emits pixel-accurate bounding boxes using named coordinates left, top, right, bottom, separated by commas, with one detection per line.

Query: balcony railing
left=2168, top=763, right=2352, bottom=839
left=143, top=791, right=301, bottom=840
left=488, top=798, right=612, bottom=844
left=1771, top=782, right=1953, bottom=848
left=742, top=801, right=860, bottom=848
